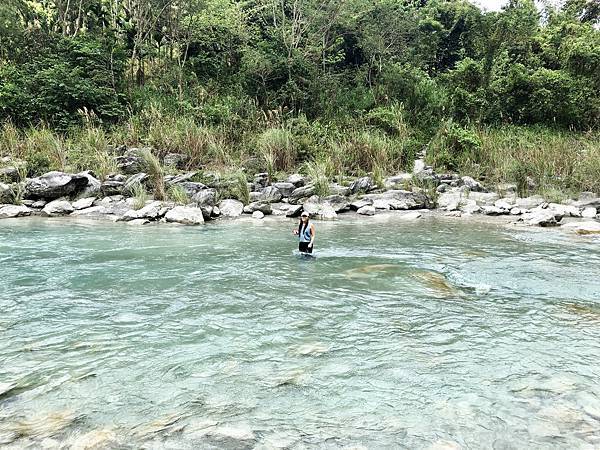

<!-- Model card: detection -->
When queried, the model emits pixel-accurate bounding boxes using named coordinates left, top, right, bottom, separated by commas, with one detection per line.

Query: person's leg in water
left=299, top=241, right=313, bottom=254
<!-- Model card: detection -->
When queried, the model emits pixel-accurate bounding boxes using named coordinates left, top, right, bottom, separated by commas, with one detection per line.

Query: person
left=293, top=211, right=315, bottom=254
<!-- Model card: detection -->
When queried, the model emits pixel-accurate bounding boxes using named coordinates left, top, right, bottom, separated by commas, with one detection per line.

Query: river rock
left=461, top=202, right=481, bottom=215
left=547, top=203, right=581, bottom=217
left=350, top=198, right=373, bottom=211
left=164, top=171, right=198, bottom=185
left=219, top=199, right=244, bottom=217
left=176, top=182, right=207, bottom=197
left=384, top=173, right=412, bottom=189
left=42, top=199, right=74, bottom=216
left=70, top=205, right=112, bottom=218
left=0, top=204, right=32, bottom=219
left=400, top=211, right=422, bottom=220
left=260, top=186, right=282, bottom=203
left=520, top=208, right=563, bottom=227
left=287, top=173, right=305, bottom=187
left=272, top=182, right=295, bottom=197
left=561, top=221, right=600, bottom=235
left=289, top=185, right=316, bottom=204
left=25, top=171, right=89, bottom=200
left=328, top=184, right=351, bottom=197
left=363, top=190, right=429, bottom=210
left=285, top=204, right=303, bottom=217
left=0, top=182, right=12, bottom=203
left=516, top=195, right=545, bottom=209
left=582, top=207, right=597, bottom=218
left=373, top=199, right=392, bottom=210
left=468, top=191, right=499, bottom=205
left=349, top=176, right=374, bottom=194
left=357, top=205, right=375, bottom=216
left=244, top=202, right=272, bottom=215
left=0, top=166, right=21, bottom=183
left=77, top=171, right=102, bottom=197
left=494, top=199, right=513, bottom=210
left=115, top=148, right=148, bottom=174
left=252, top=211, right=265, bottom=219
left=72, top=197, right=96, bottom=210
left=481, top=205, right=507, bottom=215
left=165, top=206, right=205, bottom=225
left=444, top=210, right=462, bottom=217
left=413, top=159, right=426, bottom=174
left=319, top=203, right=337, bottom=220
left=322, top=195, right=350, bottom=213
left=128, top=218, right=150, bottom=226
left=121, top=173, right=148, bottom=196
left=191, top=188, right=217, bottom=207
left=510, top=207, right=522, bottom=215
left=461, top=176, right=484, bottom=192
left=497, top=183, right=517, bottom=196
left=101, top=180, right=124, bottom=196
left=122, top=201, right=165, bottom=221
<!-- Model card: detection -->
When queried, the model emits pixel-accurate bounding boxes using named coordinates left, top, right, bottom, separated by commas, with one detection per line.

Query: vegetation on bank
left=0, top=0, right=599, bottom=199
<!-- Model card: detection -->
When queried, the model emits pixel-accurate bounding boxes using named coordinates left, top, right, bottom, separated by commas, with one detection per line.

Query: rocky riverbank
left=0, top=150, right=599, bottom=234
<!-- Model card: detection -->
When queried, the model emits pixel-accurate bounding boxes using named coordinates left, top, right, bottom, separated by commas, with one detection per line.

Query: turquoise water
left=1, top=216, right=599, bottom=449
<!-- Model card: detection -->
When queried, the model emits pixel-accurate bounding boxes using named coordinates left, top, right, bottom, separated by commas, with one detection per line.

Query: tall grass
left=131, top=182, right=149, bottom=210
left=304, top=157, right=334, bottom=197
left=257, top=128, right=297, bottom=176
left=168, top=184, right=191, bottom=205
left=139, top=149, right=166, bottom=200
left=68, top=126, right=116, bottom=180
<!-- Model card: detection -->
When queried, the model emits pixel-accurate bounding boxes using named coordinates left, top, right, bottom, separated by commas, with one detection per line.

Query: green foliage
left=257, top=128, right=297, bottom=175
left=131, top=183, right=149, bottom=210
left=168, top=185, right=191, bottom=205
left=303, top=158, right=333, bottom=197
left=139, top=149, right=166, bottom=201
left=428, top=121, right=482, bottom=172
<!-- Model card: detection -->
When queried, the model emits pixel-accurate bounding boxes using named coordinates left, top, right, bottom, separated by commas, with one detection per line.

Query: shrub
left=428, top=121, right=482, bottom=172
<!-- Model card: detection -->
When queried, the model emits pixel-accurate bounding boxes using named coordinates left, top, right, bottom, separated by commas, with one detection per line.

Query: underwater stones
left=218, top=199, right=244, bottom=217
left=0, top=204, right=32, bottom=219
left=42, top=199, right=74, bottom=217
left=25, top=171, right=89, bottom=200
left=165, top=206, right=205, bottom=225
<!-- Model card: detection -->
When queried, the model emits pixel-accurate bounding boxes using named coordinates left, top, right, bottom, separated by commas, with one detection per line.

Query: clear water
left=1, top=216, right=599, bottom=449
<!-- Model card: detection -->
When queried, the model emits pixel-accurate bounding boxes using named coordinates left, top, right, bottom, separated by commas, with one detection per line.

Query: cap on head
left=301, top=211, right=309, bottom=217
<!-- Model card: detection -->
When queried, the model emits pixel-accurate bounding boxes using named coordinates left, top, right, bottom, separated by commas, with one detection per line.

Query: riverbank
left=1, top=153, right=599, bottom=235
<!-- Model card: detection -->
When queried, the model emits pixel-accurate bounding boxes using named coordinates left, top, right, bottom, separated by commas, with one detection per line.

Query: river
left=1, top=216, right=599, bottom=448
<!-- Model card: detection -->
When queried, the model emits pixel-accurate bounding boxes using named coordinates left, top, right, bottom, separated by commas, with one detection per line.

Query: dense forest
left=1, top=0, right=599, bottom=196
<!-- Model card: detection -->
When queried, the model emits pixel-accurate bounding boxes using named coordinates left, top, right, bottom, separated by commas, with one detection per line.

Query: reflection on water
left=1, top=216, right=600, bottom=448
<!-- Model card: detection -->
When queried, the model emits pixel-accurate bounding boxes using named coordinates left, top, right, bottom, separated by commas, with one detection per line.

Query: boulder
left=164, top=171, right=198, bottom=185
left=516, top=195, right=545, bottom=210
left=25, top=171, right=88, bottom=200
left=218, top=199, right=244, bottom=217
left=191, top=188, right=217, bottom=207
left=285, top=204, right=303, bottom=218
left=252, top=211, right=265, bottom=219
left=260, top=186, right=283, bottom=203
left=289, top=185, right=316, bottom=204
left=272, top=182, right=295, bottom=197
left=254, top=173, right=269, bottom=189
left=547, top=203, right=581, bottom=218
left=413, top=159, right=426, bottom=174
left=373, top=199, right=391, bottom=210
left=244, top=202, right=272, bottom=215
left=115, top=148, right=148, bottom=174
left=461, top=176, right=484, bottom=192
left=319, top=203, right=337, bottom=220
left=363, top=189, right=429, bottom=210
left=384, top=173, right=412, bottom=189
left=122, top=201, right=165, bottom=221
left=357, top=205, right=375, bottom=216
left=0, top=182, right=12, bottom=203
left=494, top=199, right=513, bottom=211
left=165, top=206, right=205, bottom=225
left=177, top=182, right=207, bottom=197
left=468, top=191, right=499, bottom=206
left=42, top=199, right=74, bottom=216
left=77, top=171, right=102, bottom=197
left=287, top=174, right=305, bottom=187
left=122, top=173, right=148, bottom=195
left=322, top=195, right=350, bottom=213
left=72, top=197, right=96, bottom=210
left=582, top=207, right=597, bottom=219
left=520, top=208, right=563, bottom=227
left=31, top=200, right=47, bottom=208
left=101, top=180, right=125, bottom=197
left=0, top=166, right=21, bottom=183
left=199, top=206, right=213, bottom=220
left=481, top=205, right=506, bottom=216
left=0, top=204, right=32, bottom=219
left=349, top=176, right=374, bottom=194
left=350, top=198, right=373, bottom=211
left=328, top=184, right=351, bottom=197
left=510, top=207, right=522, bottom=215
left=70, top=205, right=112, bottom=218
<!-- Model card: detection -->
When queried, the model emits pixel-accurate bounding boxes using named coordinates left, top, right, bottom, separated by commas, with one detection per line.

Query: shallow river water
left=1, top=215, right=599, bottom=449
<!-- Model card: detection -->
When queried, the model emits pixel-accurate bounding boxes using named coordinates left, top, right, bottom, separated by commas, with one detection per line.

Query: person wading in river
left=293, top=211, right=315, bottom=254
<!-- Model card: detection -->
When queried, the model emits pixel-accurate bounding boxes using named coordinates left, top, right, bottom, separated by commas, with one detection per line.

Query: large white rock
left=122, top=201, right=164, bottom=221
left=0, top=204, right=32, bottom=219
left=252, top=210, right=265, bottom=219
left=164, top=206, right=205, bottom=225
left=72, top=197, right=96, bottom=210
left=357, top=205, right=375, bottom=216
left=42, top=199, right=74, bottom=216
left=582, top=207, right=597, bottom=218
left=521, top=209, right=562, bottom=227
left=218, top=199, right=244, bottom=217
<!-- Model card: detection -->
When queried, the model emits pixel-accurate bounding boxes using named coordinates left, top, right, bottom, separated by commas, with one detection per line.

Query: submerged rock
left=25, top=171, right=88, bottom=200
